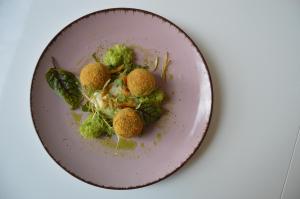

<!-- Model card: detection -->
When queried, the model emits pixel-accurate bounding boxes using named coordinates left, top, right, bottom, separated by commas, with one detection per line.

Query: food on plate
left=45, top=67, right=82, bottom=109
left=79, top=112, right=113, bottom=138
left=103, top=44, right=134, bottom=69
left=127, top=68, right=156, bottom=97
left=161, top=52, right=171, bottom=81
left=113, top=108, right=143, bottom=138
left=80, top=62, right=110, bottom=91
left=45, top=44, right=170, bottom=146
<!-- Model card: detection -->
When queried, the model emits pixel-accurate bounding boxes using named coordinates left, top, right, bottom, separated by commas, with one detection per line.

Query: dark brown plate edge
left=30, top=7, right=214, bottom=190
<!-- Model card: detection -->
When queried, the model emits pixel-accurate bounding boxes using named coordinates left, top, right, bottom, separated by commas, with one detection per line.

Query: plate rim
left=30, top=7, right=214, bottom=190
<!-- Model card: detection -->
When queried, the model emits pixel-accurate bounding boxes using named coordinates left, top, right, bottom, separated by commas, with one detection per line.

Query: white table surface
left=1, top=0, right=300, bottom=198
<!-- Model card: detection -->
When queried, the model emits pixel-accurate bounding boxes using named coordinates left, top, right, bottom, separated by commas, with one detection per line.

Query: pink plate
left=30, top=8, right=213, bottom=189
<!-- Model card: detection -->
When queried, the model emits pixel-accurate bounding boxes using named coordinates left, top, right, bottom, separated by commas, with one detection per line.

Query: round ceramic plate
left=30, top=8, right=213, bottom=189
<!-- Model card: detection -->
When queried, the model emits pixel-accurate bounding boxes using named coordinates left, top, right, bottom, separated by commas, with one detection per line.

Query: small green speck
left=99, top=138, right=116, bottom=149
left=169, top=74, right=174, bottom=80
left=118, top=137, right=137, bottom=150
left=71, top=111, right=82, bottom=125
left=140, top=143, right=145, bottom=148
left=100, top=137, right=137, bottom=150
left=156, top=133, right=162, bottom=141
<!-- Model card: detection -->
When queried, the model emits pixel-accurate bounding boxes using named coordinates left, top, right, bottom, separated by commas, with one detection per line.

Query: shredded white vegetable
left=161, top=52, right=171, bottom=81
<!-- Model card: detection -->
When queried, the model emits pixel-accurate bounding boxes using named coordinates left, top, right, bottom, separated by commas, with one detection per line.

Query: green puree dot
left=100, top=137, right=137, bottom=150
left=118, top=138, right=137, bottom=150
left=156, top=133, right=162, bottom=141
left=71, top=111, right=82, bottom=125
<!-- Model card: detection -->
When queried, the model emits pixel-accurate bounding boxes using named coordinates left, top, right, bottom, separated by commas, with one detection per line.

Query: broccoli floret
left=79, top=113, right=113, bottom=138
left=103, top=44, right=134, bottom=68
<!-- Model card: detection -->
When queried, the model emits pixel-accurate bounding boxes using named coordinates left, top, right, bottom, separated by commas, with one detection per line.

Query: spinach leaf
left=45, top=67, right=82, bottom=109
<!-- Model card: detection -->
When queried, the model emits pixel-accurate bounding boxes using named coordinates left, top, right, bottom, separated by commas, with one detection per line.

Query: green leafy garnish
left=81, top=101, right=94, bottom=112
left=99, top=107, right=117, bottom=120
left=136, top=89, right=165, bottom=125
left=137, top=89, right=165, bottom=105
left=80, top=112, right=114, bottom=138
left=45, top=67, right=82, bottom=109
left=103, top=44, right=134, bottom=69
left=114, top=79, right=123, bottom=86
left=138, top=104, right=163, bottom=125
left=116, top=94, right=126, bottom=103
left=92, top=53, right=100, bottom=63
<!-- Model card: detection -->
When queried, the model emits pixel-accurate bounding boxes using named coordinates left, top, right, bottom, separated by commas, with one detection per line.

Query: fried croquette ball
left=80, top=63, right=110, bottom=90
left=127, top=68, right=156, bottom=96
left=113, top=108, right=143, bottom=138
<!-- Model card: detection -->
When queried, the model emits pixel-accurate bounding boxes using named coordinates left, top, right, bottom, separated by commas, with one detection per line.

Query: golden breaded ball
left=127, top=68, right=156, bottom=97
left=113, top=108, right=143, bottom=138
left=80, top=63, right=110, bottom=90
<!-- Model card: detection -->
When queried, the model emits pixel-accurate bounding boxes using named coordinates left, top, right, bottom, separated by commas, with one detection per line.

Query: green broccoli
left=103, top=44, right=134, bottom=68
left=79, top=113, right=114, bottom=138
